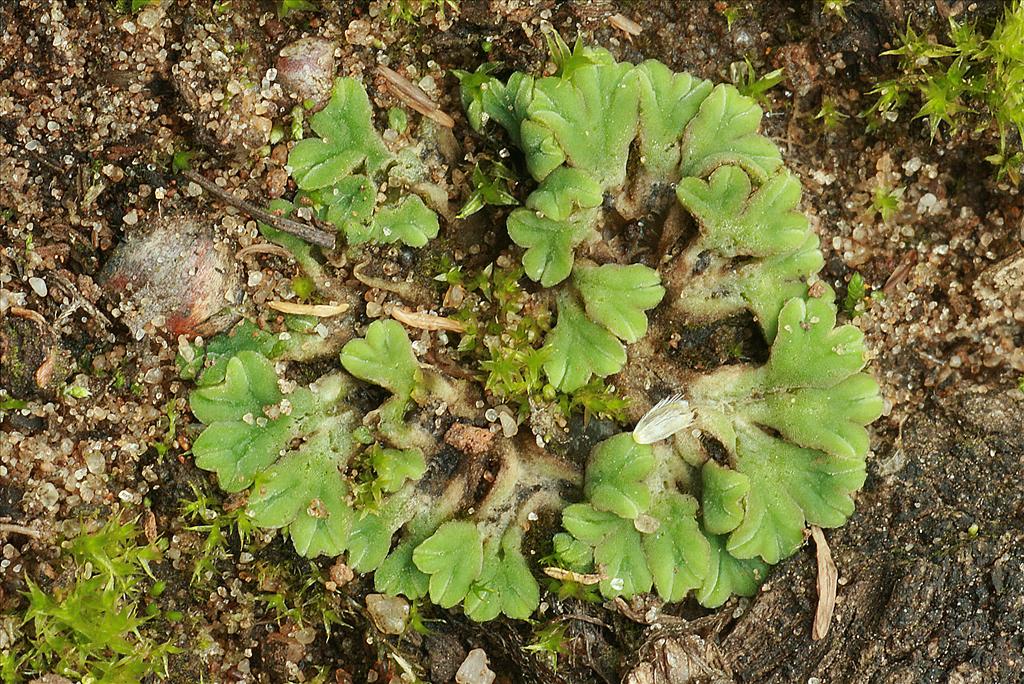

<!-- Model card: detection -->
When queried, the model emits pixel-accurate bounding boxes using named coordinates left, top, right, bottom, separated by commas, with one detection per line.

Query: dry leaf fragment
left=811, top=525, right=838, bottom=641
left=543, top=567, right=606, bottom=585
left=391, top=307, right=466, bottom=332
left=376, top=65, right=455, bottom=128
left=268, top=301, right=350, bottom=317
left=609, top=13, right=642, bottom=39
left=144, top=510, right=158, bottom=544
left=236, top=244, right=294, bottom=261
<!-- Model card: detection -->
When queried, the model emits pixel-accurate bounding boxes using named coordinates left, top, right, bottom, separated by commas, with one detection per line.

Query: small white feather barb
left=632, top=393, right=693, bottom=444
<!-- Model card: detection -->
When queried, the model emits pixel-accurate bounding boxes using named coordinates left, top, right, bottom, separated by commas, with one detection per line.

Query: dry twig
left=0, top=522, right=43, bottom=539
left=52, top=270, right=111, bottom=327
left=376, top=65, right=455, bottom=128
left=236, top=243, right=294, bottom=261
left=181, top=170, right=336, bottom=249
left=543, top=566, right=606, bottom=585
left=9, top=306, right=48, bottom=327
left=609, top=13, right=642, bottom=39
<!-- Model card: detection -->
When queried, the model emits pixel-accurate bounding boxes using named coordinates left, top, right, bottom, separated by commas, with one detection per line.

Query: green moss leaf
left=573, top=262, right=665, bottom=343
left=189, top=353, right=312, bottom=493
left=191, top=416, right=297, bottom=494
left=463, top=553, right=503, bottom=622
left=552, top=532, right=593, bottom=572
left=525, top=60, right=640, bottom=185
left=464, top=542, right=540, bottom=621
left=745, top=373, right=883, bottom=459
left=636, top=60, right=714, bottom=178
left=730, top=233, right=824, bottom=341
left=477, top=71, right=536, bottom=144
left=412, top=521, right=485, bottom=608
left=366, top=195, right=439, bottom=248
left=722, top=422, right=866, bottom=564
left=642, top=493, right=710, bottom=602
left=454, top=62, right=503, bottom=132
left=347, top=512, right=396, bottom=573
left=694, top=530, right=769, bottom=608
left=525, top=167, right=603, bottom=221
left=584, top=433, right=655, bottom=519
left=182, top=320, right=289, bottom=386
left=561, top=504, right=652, bottom=598
left=247, top=431, right=356, bottom=557
left=763, top=295, right=869, bottom=388
left=340, top=320, right=419, bottom=398
left=700, top=460, right=749, bottom=535
left=676, top=166, right=808, bottom=258
left=371, top=446, right=426, bottom=493
left=542, top=293, right=626, bottom=392
left=189, top=351, right=282, bottom=424
left=687, top=293, right=880, bottom=564
left=289, top=78, right=393, bottom=190
left=679, top=84, right=782, bottom=180
left=494, top=550, right=541, bottom=620
left=375, top=539, right=430, bottom=599
left=323, top=174, right=375, bottom=231
left=507, top=207, right=594, bottom=287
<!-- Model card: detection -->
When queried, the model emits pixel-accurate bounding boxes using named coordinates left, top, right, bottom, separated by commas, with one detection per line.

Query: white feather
left=632, top=393, right=693, bottom=444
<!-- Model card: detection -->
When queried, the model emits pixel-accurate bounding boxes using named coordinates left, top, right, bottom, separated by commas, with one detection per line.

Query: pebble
left=38, top=482, right=60, bottom=508
left=365, top=594, right=409, bottom=635
left=455, top=649, right=495, bottom=684
left=498, top=412, right=518, bottom=438
left=85, top=450, right=105, bottom=475
left=28, top=277, right=47, bottom=297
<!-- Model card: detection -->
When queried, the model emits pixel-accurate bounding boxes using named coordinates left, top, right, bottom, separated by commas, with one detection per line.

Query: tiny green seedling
left=733, top=58, right=785, bottom=106
left=843, top=272, right=868, bottom=318
left=872, top=184, right=904, bottom=223
left=278, top=0, right=317, bottom=18
left=383, top=0, right=458, bottom=24
left=456, top=161, right=518, bottom=219
left=815, top=96, right=849, bottom=129
left=868, top=2, right=1024, bottom=181
left=5, top=519, right=177, bottom=683
left=821, top=0, right=851, bottom=21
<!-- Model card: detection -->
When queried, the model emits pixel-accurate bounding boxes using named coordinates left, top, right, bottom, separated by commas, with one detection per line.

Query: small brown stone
left=265, top=167, right=289, bottom=198
left=444, top=422, right=495, bottom=456
left=328, top=558, right=355, bottom=588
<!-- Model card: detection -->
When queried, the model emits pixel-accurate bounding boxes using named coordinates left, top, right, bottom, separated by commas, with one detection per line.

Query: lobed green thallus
left=187, top=41, right=882, bottom=620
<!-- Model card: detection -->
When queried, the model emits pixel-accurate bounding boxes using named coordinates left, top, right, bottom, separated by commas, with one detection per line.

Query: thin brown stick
left=180, top=170, right=336, bottom=249
left=376, top=65, right=455, bottom=128
left=9, top=306, right=48, bottom=327
left=0, top=522, right=43, bottom=539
